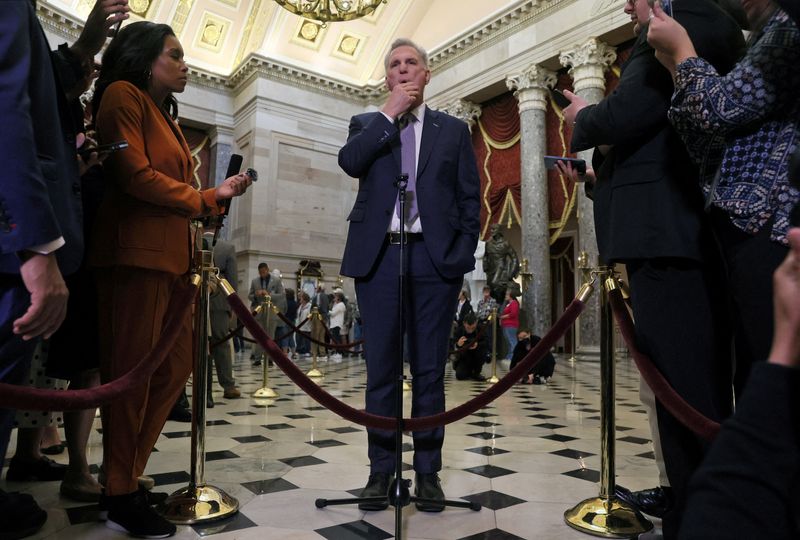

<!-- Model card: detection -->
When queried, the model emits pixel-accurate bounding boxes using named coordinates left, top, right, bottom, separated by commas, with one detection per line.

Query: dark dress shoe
left=167, top=406, right=191, bottom=423
left=206, top=397, right=215, bottom=409
left=358, top=472, right=393, bottom=511
left=6, top=455, right=67, bottom=482
left=615, top=485, right=673, bottom=518
left=0, top=489, right=47, bottom=539
left=414, top=473, right=445, bottom=512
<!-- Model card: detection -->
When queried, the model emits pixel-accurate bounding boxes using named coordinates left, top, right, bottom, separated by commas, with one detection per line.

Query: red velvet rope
left=608, top=289, right=720, bottom=441
left=228, top=292, right=585, bottom=430
left=0, top=281, right=198, bottom=411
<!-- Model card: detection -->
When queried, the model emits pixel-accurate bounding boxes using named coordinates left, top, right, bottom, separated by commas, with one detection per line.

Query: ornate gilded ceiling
left=44, top=0, right=528, bottom=86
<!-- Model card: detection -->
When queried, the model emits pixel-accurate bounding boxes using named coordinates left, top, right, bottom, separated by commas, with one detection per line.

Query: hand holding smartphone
left=544, top=156, right=586, bottom=176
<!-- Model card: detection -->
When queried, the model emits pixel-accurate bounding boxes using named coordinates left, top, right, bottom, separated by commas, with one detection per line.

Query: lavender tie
left=396, top=113, right=418, bottom=225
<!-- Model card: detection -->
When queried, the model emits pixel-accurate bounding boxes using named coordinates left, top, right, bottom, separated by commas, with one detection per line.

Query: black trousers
left=626, top=256, right=732, bottom=540
left=711, top=209, right=789, bottom=396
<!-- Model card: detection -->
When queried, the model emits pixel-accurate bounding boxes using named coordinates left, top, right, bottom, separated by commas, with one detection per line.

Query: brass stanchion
left=306, top=307, right=324, bottom=378
left=564, top=268, right=652, bottom=537
left=487, top=307, right=499, bottom=384
left=159, top=251, right=239, bottom=524
left=253, top=298, right=279, bottom=399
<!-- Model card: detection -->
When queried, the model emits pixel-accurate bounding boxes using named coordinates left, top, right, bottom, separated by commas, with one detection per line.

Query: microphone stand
left=316, top=174, right=480, bottom=539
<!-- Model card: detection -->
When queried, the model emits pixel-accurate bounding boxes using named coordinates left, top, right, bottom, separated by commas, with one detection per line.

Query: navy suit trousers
left=356, top=239, right=460, bottom=474
left=0, top=279, right=37, bottom=473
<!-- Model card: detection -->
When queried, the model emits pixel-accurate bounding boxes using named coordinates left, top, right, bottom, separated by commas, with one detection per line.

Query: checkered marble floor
left=3, top=350, right=662, bottom=539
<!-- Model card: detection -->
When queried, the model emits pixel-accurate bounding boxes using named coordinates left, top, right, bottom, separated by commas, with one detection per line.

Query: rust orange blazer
left=90, top=81, right=220, bottom=275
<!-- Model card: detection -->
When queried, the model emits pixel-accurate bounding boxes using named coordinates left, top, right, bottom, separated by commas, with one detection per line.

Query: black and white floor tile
left=3, top=350, right=661, bottom=539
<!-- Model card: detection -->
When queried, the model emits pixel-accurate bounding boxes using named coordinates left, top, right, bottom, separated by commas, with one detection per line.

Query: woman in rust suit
left=90, top=22, right=252, bottom=538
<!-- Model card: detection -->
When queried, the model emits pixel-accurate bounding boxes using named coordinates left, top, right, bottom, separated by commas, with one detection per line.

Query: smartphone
left=647, top=0, right=673, bottom=17
left=544, top=156, right=587, bottom=176
left=551, top=89, right=572, bottom=109
left=78, top=139, right=128, bottom=157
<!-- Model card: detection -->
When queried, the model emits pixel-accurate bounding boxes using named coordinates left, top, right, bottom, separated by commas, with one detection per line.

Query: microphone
left=211, top=154, right=244, bottom=246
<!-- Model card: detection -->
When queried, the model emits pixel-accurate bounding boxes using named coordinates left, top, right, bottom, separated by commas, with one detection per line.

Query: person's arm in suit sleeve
left=571, top=39, right=672, bottom=153
left=96, top=82, right=221, bottom=217
left=454, top=121, right=481, bottom=245
left=0, top=6, right=63, bottom=258
left=338, top=113, right=397, bottom=178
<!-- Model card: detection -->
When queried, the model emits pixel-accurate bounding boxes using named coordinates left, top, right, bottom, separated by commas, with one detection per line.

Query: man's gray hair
left=383, top=38, right=429, bottom=71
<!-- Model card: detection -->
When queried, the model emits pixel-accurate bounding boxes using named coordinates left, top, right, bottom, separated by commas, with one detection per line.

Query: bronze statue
left=483, top=224, right=520, bottom=303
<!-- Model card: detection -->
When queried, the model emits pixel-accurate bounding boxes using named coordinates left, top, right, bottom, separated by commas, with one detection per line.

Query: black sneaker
left=103, top=490, right=177, bottom=538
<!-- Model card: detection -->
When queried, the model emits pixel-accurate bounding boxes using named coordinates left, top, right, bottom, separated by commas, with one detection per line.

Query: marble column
left=506, top=66, right=557, bottom=336
left=440, top=98, right=482, bottom=133
left=559, top=38, right=616, bottom=356
left=208, top=125, right=234, bottom=239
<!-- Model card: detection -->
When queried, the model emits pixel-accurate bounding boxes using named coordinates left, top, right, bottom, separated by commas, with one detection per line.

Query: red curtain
left=471, top=38, right=635, bottom=244
left=472, top=93, right=522, bottom=240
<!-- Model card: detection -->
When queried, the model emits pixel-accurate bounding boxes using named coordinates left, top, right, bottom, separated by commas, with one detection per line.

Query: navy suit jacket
left=338, top=108, right=480, bottom=279
left=0, top=2, right=83, bottom=276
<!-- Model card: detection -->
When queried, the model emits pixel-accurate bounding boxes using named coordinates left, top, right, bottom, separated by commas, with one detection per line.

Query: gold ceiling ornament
left=273, top=0, right=387, bottom=26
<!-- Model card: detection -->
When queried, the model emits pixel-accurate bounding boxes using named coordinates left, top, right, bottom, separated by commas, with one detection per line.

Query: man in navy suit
left=0, top=2, right=127, bottom=536
left=338, top=38, right=480, bottom=512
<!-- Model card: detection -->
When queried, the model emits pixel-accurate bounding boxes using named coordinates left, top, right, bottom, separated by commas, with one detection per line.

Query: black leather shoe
left=358, top=473, right=393, bottom=511
left=615, top=485, right=673, bottom=518
left=167, top=406, right=191, bottom=423
left=6, top=455, right=67, bottom=482
left=414, top=473, right=445, bottom=512
left=0, top=489, right=47, bottom=539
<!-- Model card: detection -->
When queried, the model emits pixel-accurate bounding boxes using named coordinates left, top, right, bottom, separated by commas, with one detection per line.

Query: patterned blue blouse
left=668, top=9, right=800, bottom=245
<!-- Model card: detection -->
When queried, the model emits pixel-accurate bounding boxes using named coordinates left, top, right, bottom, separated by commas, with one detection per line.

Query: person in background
left=282, top=288, right=298, bottom=358
left=510, top=330, right=556, bottom=385
left=452, top=313, right=488, bottom=381
left=498, top=290, right=519, bottom=361
left=328, top=291, right=346, bottom=362
left=295, top=291, right=312, bottom=358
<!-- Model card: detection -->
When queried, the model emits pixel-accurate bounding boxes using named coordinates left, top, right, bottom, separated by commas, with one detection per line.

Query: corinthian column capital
left=506, top=65, right=558, bottom=113
left=440, top=99, right=482, bottom=132
left=559, top=38, right=616, bottom=94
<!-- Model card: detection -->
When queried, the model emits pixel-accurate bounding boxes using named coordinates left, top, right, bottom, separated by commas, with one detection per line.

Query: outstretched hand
left=647, top=2, right=696, bottom=75
left=561, top=89, right=588, bottom=127
left=71, top=0, right=131, bottom=60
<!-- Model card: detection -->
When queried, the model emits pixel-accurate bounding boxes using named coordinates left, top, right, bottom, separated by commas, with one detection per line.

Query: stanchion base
left=487, top=376, right=500, bottom=384
left=564, top=496, right=652, bottom=538
left=253, top=387, right=279, bottom=398
left=158, top=484, right=239, bottom=525
left=306, top=368, right=324, bottom=378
